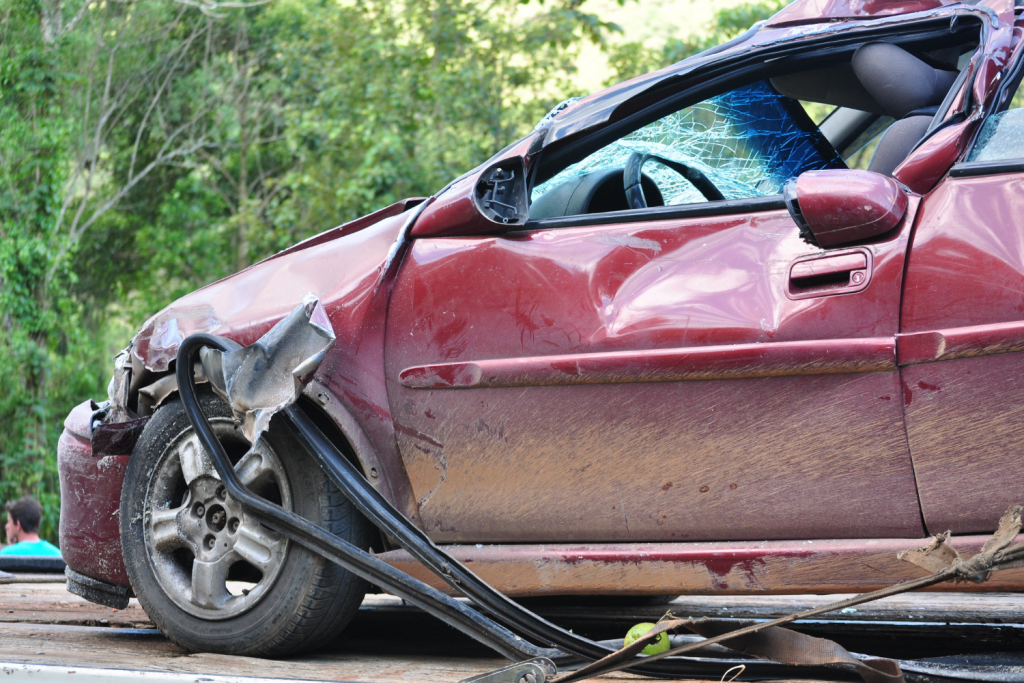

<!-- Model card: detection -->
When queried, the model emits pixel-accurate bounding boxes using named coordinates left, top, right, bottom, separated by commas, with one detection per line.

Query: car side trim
left=520, top=195, right=787, bottom=231
left=399, top=337, right=895, bottom=389
left=378, top=535, right=1024, bottom=597
left=949, top=159, right=1024, bottom=178
left=896, top=320, right=1024, bottom=366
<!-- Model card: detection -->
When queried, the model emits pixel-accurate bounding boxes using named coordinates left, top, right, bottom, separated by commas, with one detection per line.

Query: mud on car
left=57, top=0, right=1024, bottom=657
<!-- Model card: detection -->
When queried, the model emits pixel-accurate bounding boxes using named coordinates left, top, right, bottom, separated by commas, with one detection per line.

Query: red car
left=57, top=0, right=1024, bottom=657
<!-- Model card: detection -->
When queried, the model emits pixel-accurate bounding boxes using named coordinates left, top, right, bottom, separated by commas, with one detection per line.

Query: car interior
left=528, top=33, right=980, bottom=221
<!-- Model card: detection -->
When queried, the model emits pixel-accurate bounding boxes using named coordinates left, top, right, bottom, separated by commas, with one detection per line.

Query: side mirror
left=783, top=170, right=908, bottom=248
left=411, top=157, right=528, bottom=238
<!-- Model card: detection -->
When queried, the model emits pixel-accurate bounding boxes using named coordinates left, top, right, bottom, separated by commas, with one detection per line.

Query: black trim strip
left=949, top=159, right=1024, bottom=178
left=520, top=195, right=787, bottom=231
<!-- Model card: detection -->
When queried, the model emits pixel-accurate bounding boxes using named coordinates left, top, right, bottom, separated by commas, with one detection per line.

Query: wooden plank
left=0, top=623, right=510, bottom=683
left=0, top=581, right=152, bottom=629
left=5, top=582, right=1024, bottom=680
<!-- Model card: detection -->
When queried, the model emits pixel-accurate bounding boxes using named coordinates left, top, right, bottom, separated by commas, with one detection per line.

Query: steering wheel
left=623, top=152, right=724, bottom=209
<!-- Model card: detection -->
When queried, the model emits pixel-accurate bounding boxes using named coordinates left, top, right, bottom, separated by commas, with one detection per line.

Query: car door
left=384, top=80, right=925, bottom=545
left=898, top=45, right=1024, bottom=535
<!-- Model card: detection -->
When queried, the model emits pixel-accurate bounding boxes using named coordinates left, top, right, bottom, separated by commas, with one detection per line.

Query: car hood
left=132, top=201, right=416, bottom=372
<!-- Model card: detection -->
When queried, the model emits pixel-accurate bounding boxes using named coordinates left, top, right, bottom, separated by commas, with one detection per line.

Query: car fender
left=130, top=207, right=422, bottom=523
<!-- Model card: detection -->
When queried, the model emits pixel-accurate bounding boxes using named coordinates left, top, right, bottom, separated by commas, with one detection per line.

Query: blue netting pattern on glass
left=533, top=80, right=842, bottom=206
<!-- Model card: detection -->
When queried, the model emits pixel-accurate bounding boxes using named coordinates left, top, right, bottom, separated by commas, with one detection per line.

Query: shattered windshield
left=532, top=80, right=845, bottom=206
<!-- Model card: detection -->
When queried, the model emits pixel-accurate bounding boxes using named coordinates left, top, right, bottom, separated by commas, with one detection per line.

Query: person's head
left=5, top=496, right=43, bottom=544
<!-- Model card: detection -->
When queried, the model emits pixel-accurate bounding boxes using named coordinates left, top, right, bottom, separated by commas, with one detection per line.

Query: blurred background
left=0, top=0, right=787, bottom=541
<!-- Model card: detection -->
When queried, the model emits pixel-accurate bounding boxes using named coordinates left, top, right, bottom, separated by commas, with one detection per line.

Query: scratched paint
left=900, top=172, right=1024, bottom=536
left=376, top=535, right=1024, bottom=597
left=57, top=401, right=132, bottom=586
left=386, top=200, right=923, bottom=543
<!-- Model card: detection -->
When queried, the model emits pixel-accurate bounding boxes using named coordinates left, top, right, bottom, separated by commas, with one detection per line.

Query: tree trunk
left=236, top=20, right=250, bottom=273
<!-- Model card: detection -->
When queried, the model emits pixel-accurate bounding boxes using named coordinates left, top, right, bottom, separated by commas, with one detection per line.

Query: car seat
left=851, top=42, right=959, bottom=176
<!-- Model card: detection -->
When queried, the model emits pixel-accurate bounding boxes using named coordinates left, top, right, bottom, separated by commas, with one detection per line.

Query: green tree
left=0, top=0, right=281, bottom=540
left=269, top=0, right=622, bottom=233
left=0, top=0, right=626, bottom=541
left=0, top=0, right=100, bottom=538
left=607, top=1, right=789, bottom=84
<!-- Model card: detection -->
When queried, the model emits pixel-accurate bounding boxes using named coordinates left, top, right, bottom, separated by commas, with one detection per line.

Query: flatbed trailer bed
left=2, top=580, right=1024, bottom=682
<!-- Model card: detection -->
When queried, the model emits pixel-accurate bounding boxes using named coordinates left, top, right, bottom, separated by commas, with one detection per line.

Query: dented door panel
left=385, top=206, right=924, bottom=543
left=900, top=174, right=1024, bottom=534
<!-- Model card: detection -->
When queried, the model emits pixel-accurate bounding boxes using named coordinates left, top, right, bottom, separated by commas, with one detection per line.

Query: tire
left=121, top=392, right=371, bottom=656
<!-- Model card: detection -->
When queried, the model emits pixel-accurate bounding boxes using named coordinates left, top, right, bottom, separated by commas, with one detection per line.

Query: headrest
left=852, top=43, right=959, bottom=119
left=771, top=65, right=885, bottom=115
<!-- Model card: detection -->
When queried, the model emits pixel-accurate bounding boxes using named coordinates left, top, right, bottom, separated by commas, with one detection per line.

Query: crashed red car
left=57, top=0, right=1024, bottom=656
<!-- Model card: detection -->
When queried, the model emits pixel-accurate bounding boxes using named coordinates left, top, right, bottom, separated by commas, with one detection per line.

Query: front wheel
left=121, top=392, right=371, bottom=656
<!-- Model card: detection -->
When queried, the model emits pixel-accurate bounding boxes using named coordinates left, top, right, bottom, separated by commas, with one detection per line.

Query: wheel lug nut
left=204, top=535, right=216, bottom=550
left=216, top=486, right=226, bottom=501
left=194, top=503, right=205, bottom=517
left=228, top=518, right=240, bottom=534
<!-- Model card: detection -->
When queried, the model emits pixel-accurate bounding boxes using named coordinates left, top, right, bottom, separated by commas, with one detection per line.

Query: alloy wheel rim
left=144, top=418, right=291, bottom=620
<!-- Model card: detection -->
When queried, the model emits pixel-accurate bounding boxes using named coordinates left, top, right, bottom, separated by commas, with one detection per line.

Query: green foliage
left=269, top=0, right=607, bottom=232
left=0, top=0, right=106, bottom=541
left=0, top=0, right=623, bottom=543
left=607, top=0, right=790, bottom=83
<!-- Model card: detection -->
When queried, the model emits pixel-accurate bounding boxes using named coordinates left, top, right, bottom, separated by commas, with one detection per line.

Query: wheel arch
left=297, top=378, right=423, bottom=535
left=129, top=371, right=422, bottom=540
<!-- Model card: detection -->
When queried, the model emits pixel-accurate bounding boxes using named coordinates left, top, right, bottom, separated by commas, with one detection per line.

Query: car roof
left=766, top=0, right=963, bottom=28
left=539, top=1, right=988, bottom=150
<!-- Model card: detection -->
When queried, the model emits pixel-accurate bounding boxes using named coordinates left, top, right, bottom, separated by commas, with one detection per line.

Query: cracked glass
left=968, top=59, right=1024, bottom=163
left=968, top=108, right=1024, bottom=163
left=532, top=80, right=844, bottom=208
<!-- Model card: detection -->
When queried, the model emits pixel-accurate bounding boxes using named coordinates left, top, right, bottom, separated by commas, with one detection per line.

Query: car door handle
left=787, top=249, right=871, bottom=299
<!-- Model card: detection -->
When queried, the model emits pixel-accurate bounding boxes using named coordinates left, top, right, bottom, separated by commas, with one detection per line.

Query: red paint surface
left=901, top=170, right=1024, bottom=535
left=132, top=210, right=422, bottom=522
left=767, top=0, right=954, bottom=27
left=377, top=535, right=1024, bottom=596
left=897, top=320, right=1024, bottom=365
left=385, top=200, right=923, bottom=543
left=400, top=337, right=895, bottom=389
left=796, top=170, right=907, bottom=247
left=411, top=175, right=486, bottom=238
left=894, top=120, right=973, bottom=195
left=269, top=197, right=424, bottom=261
left=902, top=175, right=1024, bottom=333
left=412, top=138, right=534, bottom=238
left=790, top=252, right=866, bottom=279
left=57, top=400, right=131, bottom=586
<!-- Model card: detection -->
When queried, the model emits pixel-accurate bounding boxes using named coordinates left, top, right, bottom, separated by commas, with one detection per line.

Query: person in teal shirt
left=2, top=496, right=61, bottom=557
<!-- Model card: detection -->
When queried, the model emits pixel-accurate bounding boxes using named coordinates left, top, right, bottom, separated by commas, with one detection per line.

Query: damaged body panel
left=378, top=535, right=1024, bottom=598
left=58, top=401, right=132, bottom=587
left=126, top=209, right=417, bottom=517
left=57, top=0, right=1024, bottom=620
left=58, top=208, right=426, bottom=587
left=384, top=200, right=922, bottom=543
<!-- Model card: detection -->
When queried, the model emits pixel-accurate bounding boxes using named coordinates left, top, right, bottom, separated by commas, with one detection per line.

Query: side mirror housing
left=411, top=157, right=528, bottom=238
left=783, top=170, right=908, bottom=248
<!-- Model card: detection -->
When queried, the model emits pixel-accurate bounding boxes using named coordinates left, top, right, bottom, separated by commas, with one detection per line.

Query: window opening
left=968, top=57, right=1024, bottom=163
left=531, top=80, right=844, bottom=210
left=843, top=116, right=896, bottom=170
